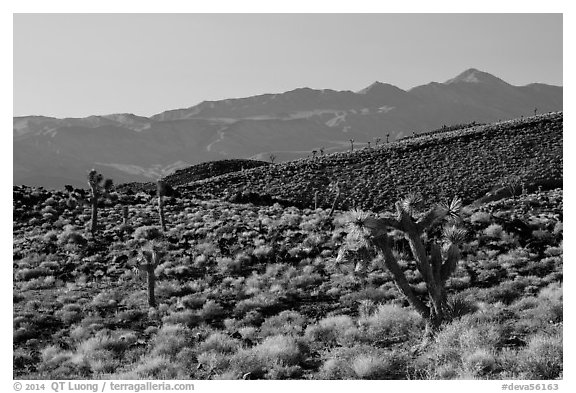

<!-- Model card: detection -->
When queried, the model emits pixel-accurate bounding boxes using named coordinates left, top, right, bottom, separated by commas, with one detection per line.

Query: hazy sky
left=13, top=13, right=562, bottom=118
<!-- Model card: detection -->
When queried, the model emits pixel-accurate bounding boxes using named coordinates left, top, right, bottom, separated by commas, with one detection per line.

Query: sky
left=13, top=13, right=563, bottom=118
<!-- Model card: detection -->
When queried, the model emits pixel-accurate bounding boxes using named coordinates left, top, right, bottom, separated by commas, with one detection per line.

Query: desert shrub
left=199, top=332, right=241, bottom=355
left=89, top=289, right=124, bottom=310
left=162, top=310, right=202, bottom=328
left=319, top=346, right=408, bottom=380
left=55, top=304, right=83, bottom=325
left=260, top=310, right=306, bottom=337
left=227, top=349, right=268, bottom=378
left=227, top=334, right=307, bottom=376
left=57, top=225, right=86, bottom=245
left=420, top=313, right=505, bottom=377
left=532, top=229, right=552, bottom=241
left=76, top=329, right=137, bottom=355
left=200, top=300, right=225, bottom=320
left=470, top=211, right=491, bottom=224
left=15, top=267, right=50, bottom=281
left=133, top=226, right=163, bottom=241
left=484, top=224, right=504, bottom=239
left=123, top=355, right=186, bottom=379
left=43, top=230, right=59, bottom=242
left=264, top=363, right=304, bottom=379
left=20, top=276, right=57, bottom=290
left=358, top=304, right=423, bottom=343
left=462, top=348, right=497, bottom=377
left=233, top=293, right=281, bottom=317
left=216, top=256, right=241, bottom=274
left=304, top=315, right=355, bottom=346
left=38, top=345, right=91, bottom=378
left=445, top=294, right=479, bottom=320
left=149, top=324, right=195, bottom=359
left=516, top=333, right=562, bottom=379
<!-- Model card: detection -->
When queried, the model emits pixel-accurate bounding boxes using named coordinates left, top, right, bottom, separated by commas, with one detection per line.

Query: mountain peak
left=357, top=81, right=403, bottom=95
left=445, top=68, right=510, bottom=86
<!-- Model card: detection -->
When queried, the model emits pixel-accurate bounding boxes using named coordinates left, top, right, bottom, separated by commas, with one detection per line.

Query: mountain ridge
left=14, top=68, right=563, bottom=189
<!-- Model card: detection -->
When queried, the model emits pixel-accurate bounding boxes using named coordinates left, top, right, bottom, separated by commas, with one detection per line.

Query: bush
left=199, top=332, right=241, bottom=355
left=517, top=333, right=562, bottom=379
left=149, top=324, right=195, bottom=359
left=133, top=226, right=163, bottom=241
left=123, top=355, right=186, bottom=379
left=57, top=225, right=86, bottom=245
left=260, top=310, right=306, bottom=337
left=252, top=335, right=307, bottom=366
left=470, top=211, right=491, bottom=224
left=484, top=224, right=504, bottom=239
left=358, top=304, right=423, bottom=342
left=305, top=315, right=355, bottom=346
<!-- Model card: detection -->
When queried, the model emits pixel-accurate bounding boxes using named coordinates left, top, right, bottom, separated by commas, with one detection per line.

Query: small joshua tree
left=386, top=133, right=390, bottom=144
left=349, top=139, right=355, bottom=152
left=122, top=205, right=129, bottom=226
left=87, top=169, right=113, bottom=236
left=328, top=182, right=341, bottom=217
left=269, top=153, right=277, bottom=164
left=375, top=137, right=381, bottom=147
left=157, top=179, right=167, bottom=232
left=337, top=195, right=465, bottom=336
left=138, top=243, right=164, bottom=308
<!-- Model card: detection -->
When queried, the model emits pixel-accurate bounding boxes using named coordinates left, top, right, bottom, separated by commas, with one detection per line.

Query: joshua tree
left=269, top=153, right=277, bottom=164
left=314, top=190, right=319, bottom=210
left=312, top=150, right=317, bottom=158
left=320, top=147, right=325, bottom=155
left=337, top=195, right=465, bottom=336
left=157, top=179, right=167, bottom=232
left=349, top=139, right=354, bottom=151
left=138, top=244, right=164, bottom=308
left=386, top=133, right=390, bottom=144
left=328, top=182, right=341, bottom=217
left=87, top=169, right=114, bottom=236
left=367, top=141, right=371, bottom=149
left=122, top=205, right=129, bottom=226
left=375, top=137, right=381, bottom=147
left=534, top=107, right=538, bottom=116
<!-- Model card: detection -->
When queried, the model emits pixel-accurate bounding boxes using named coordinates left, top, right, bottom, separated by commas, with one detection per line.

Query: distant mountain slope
left=14, top=68, right=562, bottom=188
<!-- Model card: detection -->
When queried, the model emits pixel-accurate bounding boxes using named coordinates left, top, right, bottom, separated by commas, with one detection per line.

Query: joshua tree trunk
left=157, top=180, right=167, bottom=232
left=89, top=185, right=98, bottom=235
left=329, top=185, right=341, bottom=217
left=146, top=264, right=156, bottom=308
left=122, top=205, right=129, bottom=226
left=139, top=249, right=161, bottom=308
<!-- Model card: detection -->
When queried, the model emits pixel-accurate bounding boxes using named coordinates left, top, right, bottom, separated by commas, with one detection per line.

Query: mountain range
left=13, top=68, right=563, bottom=188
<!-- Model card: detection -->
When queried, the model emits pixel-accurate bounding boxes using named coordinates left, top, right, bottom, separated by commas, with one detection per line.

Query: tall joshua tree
left=157, top=179, right=167, bottom=232
left=138, top=243, right=164, bottom=308
left=87, top=169, right=114, bottom=236
left=337, top=195, right=465, bottom=336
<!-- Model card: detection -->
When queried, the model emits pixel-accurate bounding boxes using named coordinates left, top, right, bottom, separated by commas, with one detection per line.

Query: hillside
left=173, top=113, right=562, bottom=211
left=13, top=182, right=563, bottom=379
left=14, top=68, right=562, bottom=189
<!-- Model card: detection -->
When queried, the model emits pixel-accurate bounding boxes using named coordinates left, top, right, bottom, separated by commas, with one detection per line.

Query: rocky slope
left=175, top=113, right=562, bottom=211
